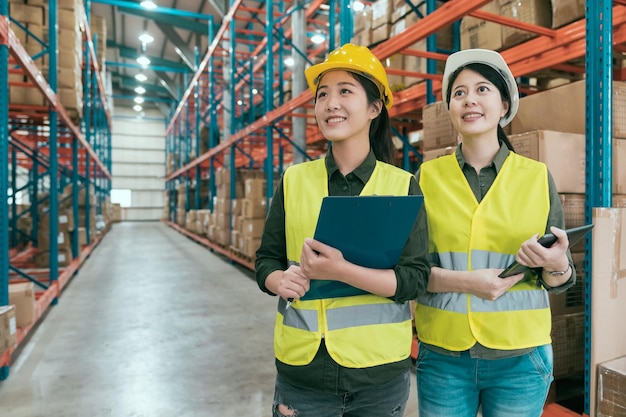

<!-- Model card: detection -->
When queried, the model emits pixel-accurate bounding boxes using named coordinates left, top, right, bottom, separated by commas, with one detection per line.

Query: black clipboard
left=301, top=195, right=424, bottom=300
left=498, top=224, right=594, bottom=278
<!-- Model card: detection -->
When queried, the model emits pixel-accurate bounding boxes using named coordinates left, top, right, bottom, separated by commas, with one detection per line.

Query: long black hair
left=350, top=72, right=397, bottom=165
left=445, top=63, right=516, bottom=152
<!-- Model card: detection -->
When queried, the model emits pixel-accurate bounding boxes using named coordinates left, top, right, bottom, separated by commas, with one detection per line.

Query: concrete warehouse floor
left=0, top=222, right=418, bottom=416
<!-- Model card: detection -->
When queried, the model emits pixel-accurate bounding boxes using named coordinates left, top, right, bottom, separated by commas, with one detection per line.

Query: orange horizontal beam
left=470, top=10, right=556, bottom=38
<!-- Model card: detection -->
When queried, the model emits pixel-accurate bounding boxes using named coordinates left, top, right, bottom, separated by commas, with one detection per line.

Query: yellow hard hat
left=305, top=43, right=393, bottom=109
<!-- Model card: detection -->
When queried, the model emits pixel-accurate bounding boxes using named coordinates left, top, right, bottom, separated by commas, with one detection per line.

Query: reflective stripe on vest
left=416, top=152, right=552, bottom=351
left=276, top=158, right=414, bottom=368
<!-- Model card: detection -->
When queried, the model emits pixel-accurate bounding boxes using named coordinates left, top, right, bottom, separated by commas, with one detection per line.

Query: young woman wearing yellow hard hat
left=255, top=43, right=431, bottom=416
left=414, top=49, right=575, bottom=417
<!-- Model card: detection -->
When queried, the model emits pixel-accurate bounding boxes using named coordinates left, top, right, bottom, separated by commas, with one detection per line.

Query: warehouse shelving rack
left=162, top=1, right=621, bottom=415
left=0, top=0, right=112, bottom=380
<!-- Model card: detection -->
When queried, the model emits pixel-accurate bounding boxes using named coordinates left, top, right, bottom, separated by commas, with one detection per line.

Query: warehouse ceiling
left=88, top=0, right=341, bottom=118
left=90, top=0, right=232, bottom=115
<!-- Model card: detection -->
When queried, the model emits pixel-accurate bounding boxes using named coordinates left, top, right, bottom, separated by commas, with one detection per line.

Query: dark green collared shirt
left=255, top=150, right=430, bottom=393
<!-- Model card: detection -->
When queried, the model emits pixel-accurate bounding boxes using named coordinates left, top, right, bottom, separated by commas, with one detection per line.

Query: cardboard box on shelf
left=421, top=101, right=459, bottom=151
left=597, top=356, right=626, bottom=417
left=241, top=218, right=265, bottom=239
left=509, top=130, right=586, bottom=193
left=351, top=29, right=372, bottom=48
left=0, top=305, right=17, bottom=355
left=9, top=282, right=35, bottom=329
left=34, top=249, right=73, bottom=268
left=460, top=1, right=503, bottom=51
left=9, top=3, right=44, bottom=25
left=242, top=199, right=266, bottom=219
left=559, top=193, right=586, bottom=228
left=590, top=208, right=626, bottom=414
left=353, top=5, right=373, bottom=32
left=371, top=0, right=392, bottom=29
left=244, top=179, right=266, bottom=201
left=511, top=80, right=626, bottom=139
left=499, top=0, right=552, bottom=49
left=549, top=252, right=585, bottom=316
left=422, top=145, right=457, bottom=162
left=551, top=0, right=585, bottom=29
left=551, top=312, right=584, bottom=378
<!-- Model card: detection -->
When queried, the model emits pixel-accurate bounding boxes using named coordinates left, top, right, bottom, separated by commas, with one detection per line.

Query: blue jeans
left=415, top=344, right=553, bottom=417
left=272, top=370, right=410, bottom=417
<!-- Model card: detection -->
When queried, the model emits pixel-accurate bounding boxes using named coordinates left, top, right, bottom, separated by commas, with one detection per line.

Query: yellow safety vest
left=277, top=158, right=413, bottom=368
left=416, top=152, right=552, bottom=350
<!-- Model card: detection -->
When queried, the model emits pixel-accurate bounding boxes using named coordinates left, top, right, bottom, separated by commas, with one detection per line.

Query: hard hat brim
left=305, top=63, right=394, bottom=109
left=442, top=49, right=519, bottom=127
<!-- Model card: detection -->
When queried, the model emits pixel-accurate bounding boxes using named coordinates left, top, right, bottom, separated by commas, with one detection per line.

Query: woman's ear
left=370, top=101, right=383, bottom=119
left=501, top=100, right=510, bottom=119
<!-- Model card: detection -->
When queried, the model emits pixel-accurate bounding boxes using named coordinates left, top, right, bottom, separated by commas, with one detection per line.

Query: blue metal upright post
left=194, top=47, right=201, bottom=209
left=265, top=0, right=274, bottom=204
left=584, top=0, right=613, bottom=414
left=0, top=1, right=9, bottom=373
left=48, top=0, right=60, bottom=290
left=338, top=0, right=352, bottom=46
left=1, top=4, right=11, bottom=320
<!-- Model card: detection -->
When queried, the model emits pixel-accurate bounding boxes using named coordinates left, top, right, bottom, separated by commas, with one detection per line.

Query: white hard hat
left=441, top=49, right=519, bottom=127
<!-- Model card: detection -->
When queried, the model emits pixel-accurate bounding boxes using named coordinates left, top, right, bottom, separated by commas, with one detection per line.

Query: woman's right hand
left=269, top=265, right=310, bottom=301
left=471, top=269, right=524, bottom=301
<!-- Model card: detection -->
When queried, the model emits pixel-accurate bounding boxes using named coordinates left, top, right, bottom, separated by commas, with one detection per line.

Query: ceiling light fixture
left=138, top=33, right=154, bottom=44
left=284, top=57, right=294, bottom=67
left=133, top=104, right=143, bottom=112
left=137, top=56, right=151, bottom=67
left=135, top=86, right=146, bottom=94
left=135, top=73, right=148, bottom=82
left=140, top=1, right=157, bottom=10
left=134, top=97, right=145, bottom=104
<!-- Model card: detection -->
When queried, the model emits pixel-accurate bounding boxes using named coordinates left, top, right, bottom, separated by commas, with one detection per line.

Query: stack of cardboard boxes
left=7, top=0, right=93, bottom=120
left=0, top=306, right=17, bottom=358
left=461, top=0, right=585, bottom=51
left=8, top=0, right=47, bottom=107
left=1, top=281, right=37, bottom=356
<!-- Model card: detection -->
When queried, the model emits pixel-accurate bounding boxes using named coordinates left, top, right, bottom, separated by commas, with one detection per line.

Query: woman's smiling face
left=314, top=70, right=381, bottom=144
left=448, top=68, right=509, bottom=139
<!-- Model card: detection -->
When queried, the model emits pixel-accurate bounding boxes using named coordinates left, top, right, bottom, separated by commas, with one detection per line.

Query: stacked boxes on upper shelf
left=7, top=0, right=92, bottom=120
left=8, top=0, right=46, bottom=107
left=49, top=0, right=85, bottom=120
left=460, top=0, right=586, bottom=51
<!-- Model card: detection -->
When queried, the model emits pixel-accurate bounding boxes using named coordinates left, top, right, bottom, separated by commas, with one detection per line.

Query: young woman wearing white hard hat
left=414, top=49, right=576, bottom=417
left=255, top=43, right=431, bottom=416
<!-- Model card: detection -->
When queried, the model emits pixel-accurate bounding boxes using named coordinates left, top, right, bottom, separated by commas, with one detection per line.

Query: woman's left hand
left=299, top=237, right=346, bottom=280
left=516, top=226, right=569, bottom=271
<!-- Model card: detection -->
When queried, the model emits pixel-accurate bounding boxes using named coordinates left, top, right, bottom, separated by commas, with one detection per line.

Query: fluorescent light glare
left=135, top=73, right=148, bottom=82
left=139, top=33, right=154, bottom=43
left=134, top=86, right=146, bottom=94
left=311, top=34, right=325, bottom=44
left=284, top=57, right=294, bottom=67
left=140, top=1, right=157, bottom=10
left=352, top=1, right=365, bottom=12
left=133, top=104, right=143, bottom=111
left=134, top=97, right=145, bottom=104
left=137, top=56, right=151, bottom=66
